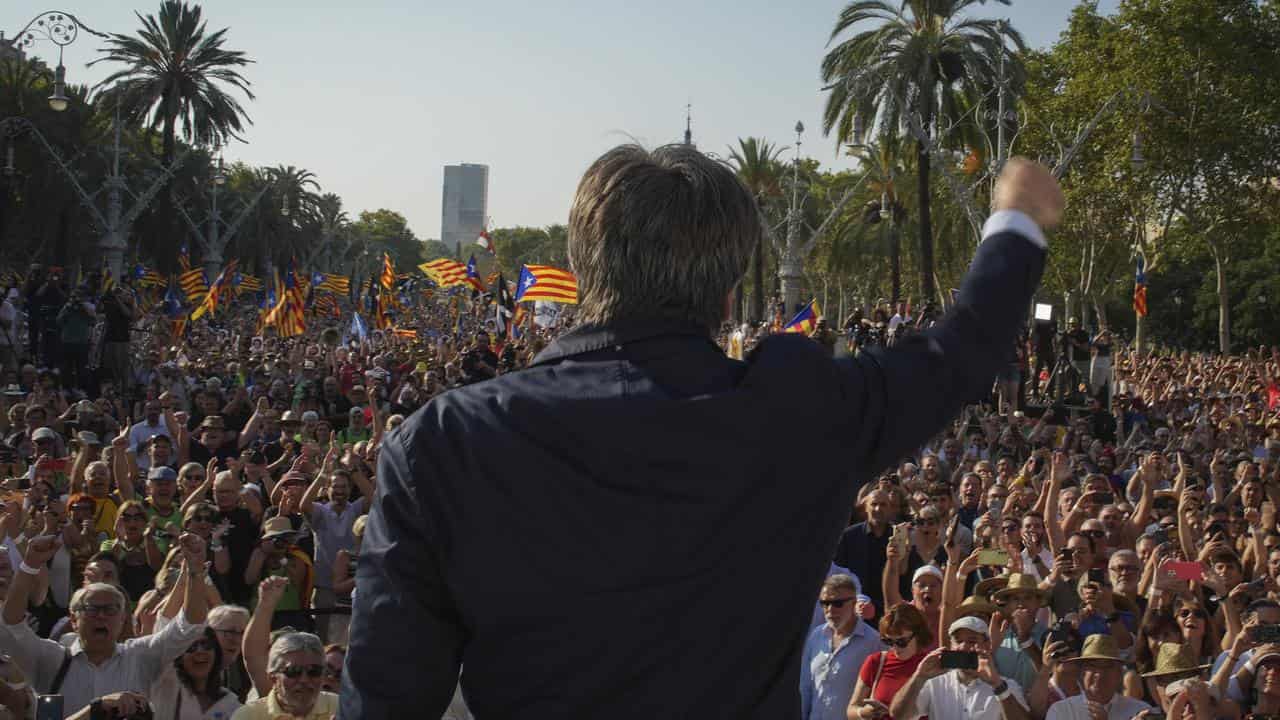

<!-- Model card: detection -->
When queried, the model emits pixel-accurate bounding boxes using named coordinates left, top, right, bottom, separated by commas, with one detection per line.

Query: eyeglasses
left=277, top=664, right=324, bottom=679
left=188, top=514, right=217, bottom=523
left=819, top=597, right=856, bottom=609
left=120, top=513, right=147, bottom=522
left=882, top=636, right=913, bottom=648
left=75, top=603, right=121, bottom=617
left=213, top=627, right=244, bottom=637
left=185, top=639, right=215, bottom=653
left=1001, top=524, right=1020, bottom=533
left=1178, top=608, right=1209, bottom=620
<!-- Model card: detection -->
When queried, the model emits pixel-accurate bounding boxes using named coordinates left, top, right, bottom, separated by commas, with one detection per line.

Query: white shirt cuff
left=983, top=210, right=1047, bottom=250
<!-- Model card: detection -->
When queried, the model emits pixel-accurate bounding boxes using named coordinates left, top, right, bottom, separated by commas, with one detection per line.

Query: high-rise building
left=441, top=163, right=489, bottom=258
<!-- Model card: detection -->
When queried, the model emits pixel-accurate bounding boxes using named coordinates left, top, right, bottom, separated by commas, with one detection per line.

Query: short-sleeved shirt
left=89, top=494, right=122, bottom=538
left=858, top=647, right=931, bottom=710
left=913, top=672, right=1028, bottom=720
left=309, top=498, right=367, bottom=588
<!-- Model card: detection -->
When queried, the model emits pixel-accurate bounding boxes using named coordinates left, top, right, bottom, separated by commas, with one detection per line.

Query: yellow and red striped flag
left=515, top=264, right=578, bottom=304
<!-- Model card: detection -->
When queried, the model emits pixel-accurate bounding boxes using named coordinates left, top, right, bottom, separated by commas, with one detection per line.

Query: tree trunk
left=889, top=219, right=902, bottom=304
left=732, top=282, right=743, bottom=325
left=1215, top=252, right=1231, bottom=353
left=916, top=139, right=935, bottom=302
left=751, top=234, right=765, bottom=323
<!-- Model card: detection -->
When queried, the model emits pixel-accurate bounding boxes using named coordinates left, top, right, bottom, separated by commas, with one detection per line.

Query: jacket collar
left=530, top=319, right=718, bottom=367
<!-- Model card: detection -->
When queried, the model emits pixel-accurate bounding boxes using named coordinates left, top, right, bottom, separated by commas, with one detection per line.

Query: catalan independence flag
left=464, top=255, right=487, bottom=293
left=313, top=272, right=351, bottom=295
left=180, top=266, right=208, bottom=305
left=515, top=264, right=578, bottom=304
left=264, top=265, right=307, bottom=337
left=419, top=258, right=469, bottom=287
left=380, top=253, right=396, bottom=290
left=190, top=260, right=237, bottom=321
left=1133, top=257, right=1148, bottom=318
left=131, top=264, right=165, bottom=288
left=783, top=299, right=821, bottom=334
left=234, top=272, right=263, bottom=294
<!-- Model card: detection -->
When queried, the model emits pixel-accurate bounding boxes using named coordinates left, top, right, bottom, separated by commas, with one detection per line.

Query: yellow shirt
left=231, top=690, right=338, bottom=720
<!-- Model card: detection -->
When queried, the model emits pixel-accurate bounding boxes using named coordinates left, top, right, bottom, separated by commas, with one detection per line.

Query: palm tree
left=91, top=1, right=254, bottom=164
left=848, top=138, right=910, bottom=303
left=729, top=137, right=785, bottom=323
left=821, top=0, right=1024, bottom=302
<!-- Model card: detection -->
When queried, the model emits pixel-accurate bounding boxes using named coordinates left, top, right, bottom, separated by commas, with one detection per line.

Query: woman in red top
left=847, top=603, right=935, bottom=720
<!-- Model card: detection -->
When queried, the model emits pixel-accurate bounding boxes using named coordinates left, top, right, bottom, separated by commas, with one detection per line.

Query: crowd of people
left=3, top=254, right=1280, bottom=720
left=0, top=263, right=534, bottom=718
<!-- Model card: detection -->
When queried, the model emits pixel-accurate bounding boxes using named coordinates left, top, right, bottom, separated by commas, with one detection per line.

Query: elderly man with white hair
left=0, top=532, right=210, bottom=716
left=235, top=602, right=335, bottom=720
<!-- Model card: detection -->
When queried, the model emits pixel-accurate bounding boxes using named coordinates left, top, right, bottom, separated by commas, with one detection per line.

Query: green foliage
left=820, top=0, right=1026, bottom=301
left=488, top=226, right=569, bottom=279
left=92, top=0, right=255, bottom=163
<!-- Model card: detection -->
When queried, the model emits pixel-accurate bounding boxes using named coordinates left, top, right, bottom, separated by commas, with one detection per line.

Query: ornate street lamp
left=8, top=11, right=107, bottom=112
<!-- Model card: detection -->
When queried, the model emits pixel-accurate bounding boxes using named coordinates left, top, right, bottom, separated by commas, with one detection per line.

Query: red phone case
left=1164, top=560, right=1203, bottom=581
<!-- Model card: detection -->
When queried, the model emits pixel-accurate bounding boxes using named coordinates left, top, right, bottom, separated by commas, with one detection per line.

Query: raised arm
left=244, top=575, right=288, bottom=697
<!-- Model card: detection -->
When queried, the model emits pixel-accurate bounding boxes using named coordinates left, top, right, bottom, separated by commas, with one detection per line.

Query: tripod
left=1042, top=352, right=1083, bottom=404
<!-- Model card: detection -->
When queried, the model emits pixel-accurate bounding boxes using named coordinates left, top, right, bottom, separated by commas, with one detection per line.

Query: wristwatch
left=992, top=681, right=1011, bottom=699
left=210, top=541, right=224, bottom=552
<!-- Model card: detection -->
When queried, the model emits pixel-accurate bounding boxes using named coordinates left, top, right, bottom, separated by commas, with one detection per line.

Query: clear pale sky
left=13, top=0, right=1119, bottom=240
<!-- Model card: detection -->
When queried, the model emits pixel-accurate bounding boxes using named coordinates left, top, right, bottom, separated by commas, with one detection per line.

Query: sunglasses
left=1082, top=530, right=1106, bottom=539
left=1178, top=608, right=1209, bottom=620
left=188, top=514, right=217, bottom=523
left=120, top=513, right=147, bottom=522
left=819, top=597, right=856, bottom=609
left=882, top=636, right=913, bottom=648
left=278, top=664, right=324, bottom=679
left=185, top=639, right=216, bottom=653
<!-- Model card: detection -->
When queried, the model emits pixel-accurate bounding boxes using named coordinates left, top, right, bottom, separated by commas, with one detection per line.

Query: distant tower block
left=684, top=103, right=694, bottom=147
left=441, top=164, right=489, bottom=258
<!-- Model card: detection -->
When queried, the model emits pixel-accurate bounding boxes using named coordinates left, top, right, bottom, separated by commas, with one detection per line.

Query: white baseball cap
left=949, top=616, right=990, bottom=639
left=912, top=565, right=944, bottom=584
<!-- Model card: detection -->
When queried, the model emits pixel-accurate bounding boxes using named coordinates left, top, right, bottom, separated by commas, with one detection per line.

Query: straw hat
left=956, top=594, right=999, bottom=618
left=1142, top=642, right=1212, bottom=679
left=1064, top=634, right=1125, bottom=664
left=975, top=576, right=1009, bottom=600
left=992, top=573, right=1048, bottom=604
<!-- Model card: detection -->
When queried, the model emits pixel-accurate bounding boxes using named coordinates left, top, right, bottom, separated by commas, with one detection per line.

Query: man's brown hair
left=568, top=144, right=760, bottom=332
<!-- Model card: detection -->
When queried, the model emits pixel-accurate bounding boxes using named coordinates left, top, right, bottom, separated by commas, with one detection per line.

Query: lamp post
left=7, top=11, right=108, bottom=112
left=176, top=150, right=274, bottom=280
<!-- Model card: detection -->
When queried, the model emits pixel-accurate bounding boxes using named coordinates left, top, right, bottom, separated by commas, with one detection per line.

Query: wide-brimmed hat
left=1142, top=642, right=1212, bottom=679
left=992, top=573, right=1048, bottom=604
left=280, top=411, right=302, bottom=425
left=974, top=576, right=1009, bottom=600
left=1065, top=634, right=1125, bottom=664
left=261, top=516, right=296, bottom=540
left=956, top=594, right=998, bottom=618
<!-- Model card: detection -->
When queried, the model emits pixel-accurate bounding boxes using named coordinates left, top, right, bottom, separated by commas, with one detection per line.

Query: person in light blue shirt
left=801, top=574, right=881, bottom=720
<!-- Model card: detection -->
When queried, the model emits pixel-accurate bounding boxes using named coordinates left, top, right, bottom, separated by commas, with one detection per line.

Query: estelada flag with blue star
left=783, top=299, right=821, bottom=334
left=515, top=264, right=578, bottom=304
left=1133, top=257, right=1148, bottom=318
left=464, top=255, right=486, bottom=293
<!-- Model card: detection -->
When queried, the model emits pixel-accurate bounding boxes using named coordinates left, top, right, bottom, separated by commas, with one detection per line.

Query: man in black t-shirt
left=99, top=288, right=135, bottom=400
left=1065, top=317, right=1091, bottom=385
left=188, top=415, right=240, bottom=466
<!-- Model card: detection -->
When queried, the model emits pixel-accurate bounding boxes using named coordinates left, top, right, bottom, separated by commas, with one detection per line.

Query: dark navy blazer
left=340, top=219, right=1047, bottom=719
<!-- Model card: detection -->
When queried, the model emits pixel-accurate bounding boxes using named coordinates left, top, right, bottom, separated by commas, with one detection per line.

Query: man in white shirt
left=1046, top=635, right=1150, bottom=720
left=0, top=533, right=210, bottom=717
left=127, top=400, right=172, bottom=471
left=891, top=616, right=1031, bottom=720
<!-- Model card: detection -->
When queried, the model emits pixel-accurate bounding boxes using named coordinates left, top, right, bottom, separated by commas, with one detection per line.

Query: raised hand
left=992, top=157, right=1065, bottom=230
left=23, top=535, right=60, bottom=567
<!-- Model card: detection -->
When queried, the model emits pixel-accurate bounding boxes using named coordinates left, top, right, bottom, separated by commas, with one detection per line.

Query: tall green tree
left=821, top=0, right=1025, bottom=302
left=728, top=137, right=785, bottom=322
left=92, top=0, right=254, bottom=164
